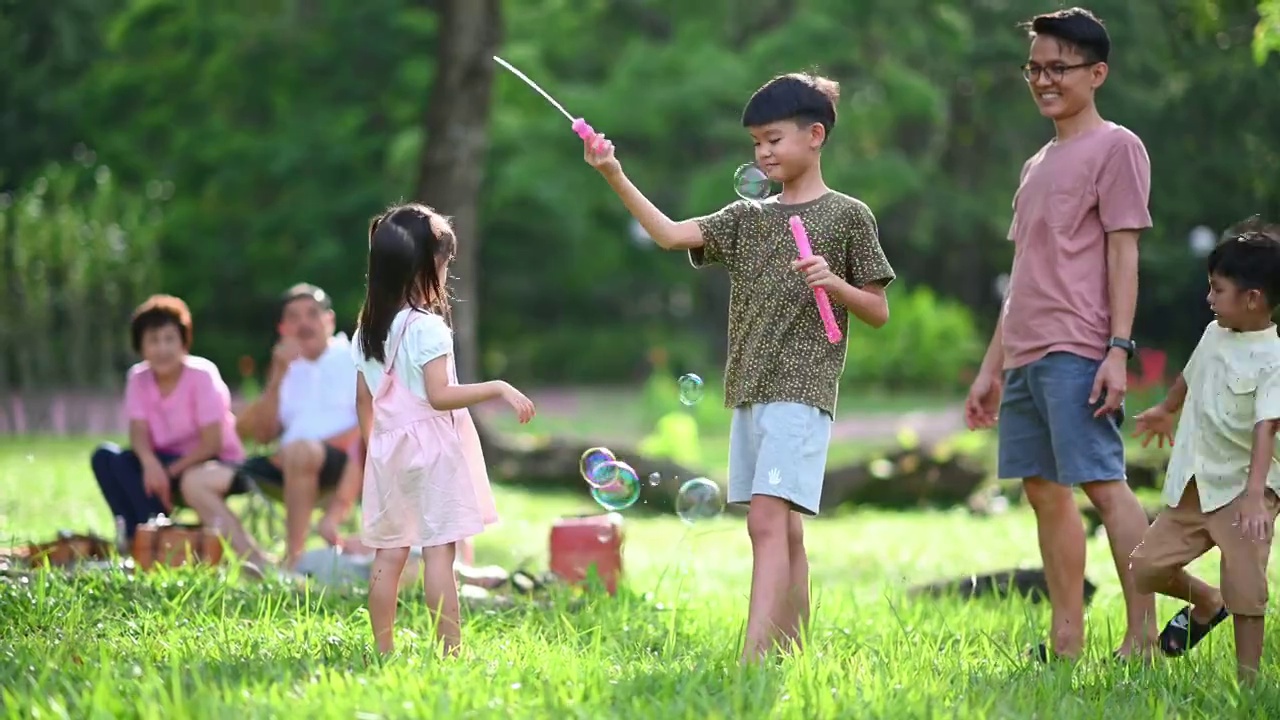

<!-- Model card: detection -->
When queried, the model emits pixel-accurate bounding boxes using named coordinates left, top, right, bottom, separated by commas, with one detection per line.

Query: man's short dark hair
left=1022, top=7, right=1110, bottom=64
left=280, top=282, right=332, bottom=317
left=1207, top=217, right=1280, bottom=310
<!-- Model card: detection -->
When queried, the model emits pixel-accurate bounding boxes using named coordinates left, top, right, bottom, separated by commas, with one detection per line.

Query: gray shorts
left=997, top=351, right=1126, bottom=485
left=728, top=402, right=833, bottom=516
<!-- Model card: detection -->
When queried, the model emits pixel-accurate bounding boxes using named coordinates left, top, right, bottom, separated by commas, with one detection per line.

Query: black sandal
left=1159, top=605, right=1229, bottom=657
left=510, top=569, right=555, bottom=595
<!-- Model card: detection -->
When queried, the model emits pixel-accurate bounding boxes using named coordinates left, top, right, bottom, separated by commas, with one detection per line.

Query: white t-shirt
left=1164, top=321, right=1280, bottom=512
left=277, top=333, right=360, bottom=445
left=351, top=309, right=452, bottom=402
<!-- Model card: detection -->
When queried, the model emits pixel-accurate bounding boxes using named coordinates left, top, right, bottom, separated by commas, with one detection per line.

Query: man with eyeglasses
left=963, top=7, right=1158, bottom=663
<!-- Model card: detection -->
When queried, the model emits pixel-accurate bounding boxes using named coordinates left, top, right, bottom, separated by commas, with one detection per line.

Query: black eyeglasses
left=1020, top=62, right=1096, bottom=82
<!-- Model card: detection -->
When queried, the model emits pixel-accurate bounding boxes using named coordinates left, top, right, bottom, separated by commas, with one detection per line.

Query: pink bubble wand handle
left=489, top=57, right=606, bottom=154
left=788, top=215, right=843, bottom=344
left=572, top=118, right=608, bottom=153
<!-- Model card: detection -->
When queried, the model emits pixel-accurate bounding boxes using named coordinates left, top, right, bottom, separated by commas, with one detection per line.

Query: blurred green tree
left=1, top=0, right=1278, bottom=394
left=0, top=157, right=163, bottom=390
left=1257, top=0, right=1280, bottom=61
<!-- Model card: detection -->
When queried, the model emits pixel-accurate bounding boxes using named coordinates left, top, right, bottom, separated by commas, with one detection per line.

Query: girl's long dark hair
left=356, top=203, right=457, bottom=363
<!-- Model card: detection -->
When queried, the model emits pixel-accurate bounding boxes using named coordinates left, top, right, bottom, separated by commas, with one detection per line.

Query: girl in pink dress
left=351, top=203, right=536, bottom=656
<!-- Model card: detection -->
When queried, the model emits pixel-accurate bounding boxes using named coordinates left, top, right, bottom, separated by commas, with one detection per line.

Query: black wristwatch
left=1106, top=336, right=1136, bottom=359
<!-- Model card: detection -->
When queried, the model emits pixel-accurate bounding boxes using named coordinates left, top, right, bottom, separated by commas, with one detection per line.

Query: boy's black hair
left=1021, top=7, right=1110, bottom=64
left=1207, top=216, right=1280, bottom=309
left=741, top=72, right=840, bottom=142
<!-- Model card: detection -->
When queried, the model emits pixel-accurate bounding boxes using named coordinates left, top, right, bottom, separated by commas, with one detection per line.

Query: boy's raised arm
left=585, top=136, right=704, bottom=251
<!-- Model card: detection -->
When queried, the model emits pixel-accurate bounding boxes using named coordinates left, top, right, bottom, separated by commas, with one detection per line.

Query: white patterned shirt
left=1163, top=321, right=1280, bottom=511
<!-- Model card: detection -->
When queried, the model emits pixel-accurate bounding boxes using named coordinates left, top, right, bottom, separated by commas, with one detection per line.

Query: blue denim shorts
left=997, top=351, right=1126, bottom=485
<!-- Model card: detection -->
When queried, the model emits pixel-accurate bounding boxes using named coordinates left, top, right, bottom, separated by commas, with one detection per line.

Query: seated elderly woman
left=91, top=295, right=245, bottom=540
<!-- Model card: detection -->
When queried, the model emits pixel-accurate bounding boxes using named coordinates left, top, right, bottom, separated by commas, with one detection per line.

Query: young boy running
left=583, top=73, right=895, bottom=663
left=1130, top=219, right=1280, bottom=684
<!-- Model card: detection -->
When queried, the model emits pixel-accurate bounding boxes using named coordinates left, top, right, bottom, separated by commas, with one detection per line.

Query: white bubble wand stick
left=493, top=56, right=606, bottom=152
left=788, top=215, right=843, bottom=344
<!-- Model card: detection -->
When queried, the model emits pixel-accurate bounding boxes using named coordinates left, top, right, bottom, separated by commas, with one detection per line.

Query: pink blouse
left=124, top=355, right=245, bottom=462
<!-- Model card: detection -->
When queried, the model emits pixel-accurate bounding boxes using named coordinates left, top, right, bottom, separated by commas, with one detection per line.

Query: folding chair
left=229, top=442, right=359, bottom=551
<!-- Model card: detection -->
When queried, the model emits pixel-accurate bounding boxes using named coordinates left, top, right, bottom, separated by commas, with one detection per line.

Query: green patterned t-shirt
left=689, top=191, right=895, bottom=417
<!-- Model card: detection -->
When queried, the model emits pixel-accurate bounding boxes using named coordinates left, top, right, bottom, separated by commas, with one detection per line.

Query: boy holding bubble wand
left=583, top=72, right=896, bottom=663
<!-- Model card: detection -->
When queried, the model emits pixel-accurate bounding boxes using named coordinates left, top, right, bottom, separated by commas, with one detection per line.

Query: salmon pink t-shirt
left=1002, top=122, right=1152, bottom=370
left=123, top=355, right=246, bottom=462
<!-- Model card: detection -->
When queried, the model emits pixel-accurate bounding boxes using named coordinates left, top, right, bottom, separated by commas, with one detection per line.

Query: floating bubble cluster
left=574, top=373, right=715, bottom=514
left=579, top=446, right=616, bottom=487
left=588, top=460, right=642, bottom=512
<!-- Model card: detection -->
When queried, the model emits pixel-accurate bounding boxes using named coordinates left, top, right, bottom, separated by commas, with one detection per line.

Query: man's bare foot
left=248, top=551, right=275, bottom=569
left=238, top=561, right=266, bottom=582
left=1114, top=642, right=1159, bottom=663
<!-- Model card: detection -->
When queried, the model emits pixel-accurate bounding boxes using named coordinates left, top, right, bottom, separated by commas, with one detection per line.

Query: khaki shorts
left=1130, top=480, right=1280, bottom=616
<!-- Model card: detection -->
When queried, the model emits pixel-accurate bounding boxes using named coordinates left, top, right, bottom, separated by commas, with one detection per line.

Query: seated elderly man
left=181, top=283, right=361, bottom=570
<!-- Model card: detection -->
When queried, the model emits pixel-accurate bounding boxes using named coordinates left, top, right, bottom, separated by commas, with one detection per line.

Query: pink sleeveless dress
left=360, top=313, right=499, bottom=549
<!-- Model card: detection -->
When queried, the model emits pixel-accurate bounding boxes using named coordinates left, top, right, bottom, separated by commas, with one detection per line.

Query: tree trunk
left=406, top=0, right=719, bottom=509
left=414, top=0, right=502, bottom=384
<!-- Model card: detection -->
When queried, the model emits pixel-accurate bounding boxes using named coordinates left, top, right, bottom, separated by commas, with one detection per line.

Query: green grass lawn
left=4, top=437, right=1280, bottom=718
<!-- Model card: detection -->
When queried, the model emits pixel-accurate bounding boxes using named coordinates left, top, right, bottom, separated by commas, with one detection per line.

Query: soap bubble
left=733, top=163, right=771, bottom=201
left=675, top=477, right=724, bottom=525
left=647, top=472, right=662, bottom=487
left=580, top=446, right=616, bottom=486
left=677, top=374, right=704, bottom=406
left=589, top=461, right=641, bottom=511
left=868, top=458, right=894, bottom=480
